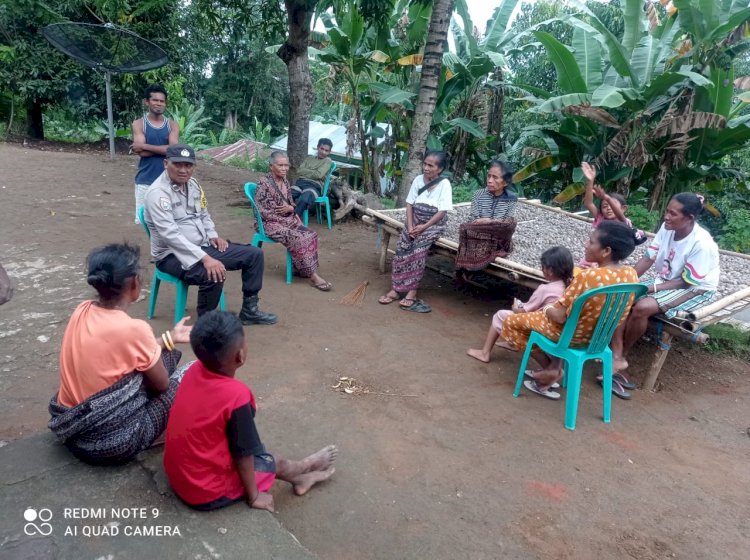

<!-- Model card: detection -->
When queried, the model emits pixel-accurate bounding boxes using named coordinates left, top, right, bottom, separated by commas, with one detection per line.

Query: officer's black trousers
left=156, top=243, right=264, bottom=316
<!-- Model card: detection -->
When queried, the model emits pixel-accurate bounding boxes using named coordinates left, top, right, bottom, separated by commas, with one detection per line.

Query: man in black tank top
left=132, top=84, right=180, bottom=224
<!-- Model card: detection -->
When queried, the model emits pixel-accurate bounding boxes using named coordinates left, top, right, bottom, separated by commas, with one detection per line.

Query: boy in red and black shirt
left=164, top=311, right=337, bottom=512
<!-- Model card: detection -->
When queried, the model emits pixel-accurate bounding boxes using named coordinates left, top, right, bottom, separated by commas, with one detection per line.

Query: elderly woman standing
left=49, top=243, right=192, bottom=465
left=455, top=160, right=518, bottom=272
left=255, top=151, right=332, bottom=291
left=379, top=150, right=453, bottom=313
left=611, top=192, right=720, bottom=388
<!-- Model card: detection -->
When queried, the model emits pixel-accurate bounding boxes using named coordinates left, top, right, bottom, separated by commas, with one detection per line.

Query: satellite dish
left=43, top=23, right=169, bottom=159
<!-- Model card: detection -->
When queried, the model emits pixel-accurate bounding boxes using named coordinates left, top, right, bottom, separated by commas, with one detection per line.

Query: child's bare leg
left=495, top=340, right=516, bottom=351
left=275, top=446, right=338, bottom=496
left=467, top=325, right=501, bottom=363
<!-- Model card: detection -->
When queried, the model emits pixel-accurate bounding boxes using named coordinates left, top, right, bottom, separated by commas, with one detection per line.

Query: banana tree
left=514, top=0, right=750, bottom=212
left=317, top=6, right=390, bottom=192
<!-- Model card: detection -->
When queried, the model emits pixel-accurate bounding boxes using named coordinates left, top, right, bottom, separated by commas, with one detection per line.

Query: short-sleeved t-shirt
left=645, top=223, right=720, bottom=290
left=164, top=361, right=264, bottom=506
left=405, top=175, right=453, bottom=212
left=557, top=266, right=639, bottom=346
left=57, top=301, right=161, bottom=408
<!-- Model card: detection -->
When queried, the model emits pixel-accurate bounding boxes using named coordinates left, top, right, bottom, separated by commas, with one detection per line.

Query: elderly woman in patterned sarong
left=378, top=150, right=453, bottom=313
left=49, top=243, right=192, bottom=465
left=255, top=151, right=332, bottom=291
left=455, top=160, right=518, bottom=274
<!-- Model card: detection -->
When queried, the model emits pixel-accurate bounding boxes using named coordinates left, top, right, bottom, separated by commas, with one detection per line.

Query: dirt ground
left=1, top=142, right=749, bottom=559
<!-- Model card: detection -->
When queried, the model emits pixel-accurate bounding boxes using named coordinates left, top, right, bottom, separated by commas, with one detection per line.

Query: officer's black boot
left=238, top=295, right=278, bottom=325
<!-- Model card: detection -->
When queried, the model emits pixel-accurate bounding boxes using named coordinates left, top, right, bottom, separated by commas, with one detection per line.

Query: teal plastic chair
left=138, top=206, right=225, bottom=324
left=302, top=161, right=337, bottom=229
left=513, top=282, right=647, bottom=430
left=243, top=182, right=293, bottom=284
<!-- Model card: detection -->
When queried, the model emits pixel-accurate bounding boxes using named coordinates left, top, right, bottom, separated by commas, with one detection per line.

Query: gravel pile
left=380, top=202, right=749, bottom=300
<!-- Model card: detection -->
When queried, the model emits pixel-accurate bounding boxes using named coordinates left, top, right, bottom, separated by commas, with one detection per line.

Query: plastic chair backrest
left=243, top=182, right=266, bottom=237
left=320, top=161, right=337, bottom=197
left=556, top=282, right=647, bottom=354
left=138, top=206, right=151, bottom=239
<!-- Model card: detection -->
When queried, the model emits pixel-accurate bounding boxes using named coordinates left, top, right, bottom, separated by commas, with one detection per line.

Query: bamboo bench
left=361, top=205, right=750, bottom=391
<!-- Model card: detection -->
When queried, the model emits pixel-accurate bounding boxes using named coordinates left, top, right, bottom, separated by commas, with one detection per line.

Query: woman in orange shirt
left=502, top=221, right=640, bottom=400
left=49, top=243, right=192, bottom=465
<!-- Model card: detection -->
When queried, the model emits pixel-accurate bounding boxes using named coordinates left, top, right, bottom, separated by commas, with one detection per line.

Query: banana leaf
left=553, top=182, right=585, bottom=204
left=532, top=31, right=588, bottom=94
left=513, top=155, right=559, bottom=183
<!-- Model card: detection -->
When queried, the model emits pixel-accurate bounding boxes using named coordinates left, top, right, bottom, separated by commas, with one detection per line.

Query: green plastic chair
left=243, top=182, right=293, bottom=284
left=302, top=161, right=337, bottom=230
left=138, top=206, right=225, bottom=324
left=513, top=282, right=647, bottom=430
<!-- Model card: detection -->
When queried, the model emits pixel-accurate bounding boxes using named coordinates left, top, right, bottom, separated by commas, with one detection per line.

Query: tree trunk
left=27, top=99, right=44, bottom=140
left=397, top=0, right=455, bottom=206
left=278, top=0, right=316, bottom=176
left=369, top=137, right=380, bottom=194
left=487, top=67, right=505, bottom=154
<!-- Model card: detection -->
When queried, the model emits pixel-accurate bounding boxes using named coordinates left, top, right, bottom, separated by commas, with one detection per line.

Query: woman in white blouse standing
left=379, top=151, right=453, bottom=313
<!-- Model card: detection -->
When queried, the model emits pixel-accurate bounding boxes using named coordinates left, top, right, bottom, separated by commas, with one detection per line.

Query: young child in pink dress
left=578, top=162, right=644, bottom=269
left=466, top=246, right=574, bottom=363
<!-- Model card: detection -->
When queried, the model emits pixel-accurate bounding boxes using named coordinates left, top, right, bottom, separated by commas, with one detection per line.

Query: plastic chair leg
left=285, top=251, right=293, bottom=284
left=324, top=200, right=332, bottom=229
left=514, top=341, right=535, bottom=397
left=601, top=351, right=613, bottom=424
left=303, top=209, right=309, bottom=227
left=148, top=275, right=160, bottom=320
left=219, top=290, right=226, bottom=311
left=174, top=282, right=189, bottom=325
left=563, top=358, right=584, bottom=431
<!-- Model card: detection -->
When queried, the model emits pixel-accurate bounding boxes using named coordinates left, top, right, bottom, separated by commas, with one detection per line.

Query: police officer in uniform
left=144, top=144, right=277, bottom=324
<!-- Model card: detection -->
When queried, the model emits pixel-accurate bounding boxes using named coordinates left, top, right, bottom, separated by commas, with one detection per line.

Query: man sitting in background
left=291, top=138, right=334, bottom=219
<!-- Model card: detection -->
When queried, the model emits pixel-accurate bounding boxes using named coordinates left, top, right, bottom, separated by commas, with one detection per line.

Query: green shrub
left=626, top=205, right=660, bottom=232
left=452, top=177, right=481, bottom=204
left=223, top=154, right=269, bottom=173
left=379, top=197, right=396, bottom=209
left=718, top=208, right=750, bottom=254
left=703, top=323, right=750, bottom=360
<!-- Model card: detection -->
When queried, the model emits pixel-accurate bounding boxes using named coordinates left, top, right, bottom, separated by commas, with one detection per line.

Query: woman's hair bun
left=86, top=268, right=112, bottom=289
left=85, top=243, right=141, bottom=300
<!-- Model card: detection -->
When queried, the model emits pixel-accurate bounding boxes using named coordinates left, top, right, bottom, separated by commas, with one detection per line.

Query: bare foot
left=494, top=340, right=517, bottom=352
left=466, top=348, right=490, bottom=363
left=379, top=291, right=399, bottom=304
left=293, top=467, right=335, bottom=496
left=300, top=445, right=339, bottom=474
left=614, top=356, right=628, bottom=372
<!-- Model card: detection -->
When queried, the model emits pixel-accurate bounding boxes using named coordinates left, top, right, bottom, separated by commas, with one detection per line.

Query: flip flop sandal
left=523, top=379, right=561, bottom=400
left=524, top=369, right=560, bottom=389
left=614, top=373, right=636, bottom=390
left=400, top=298, right=432, bottom=313
left=399, top=297, right=416, bottom=308
left=378, top=294, right=398, bottom=305
left=596, top=374, right=636, bottom=391
left=311, top=280, right=333, bottom=292
left=610, top=379, right=632, bottom=400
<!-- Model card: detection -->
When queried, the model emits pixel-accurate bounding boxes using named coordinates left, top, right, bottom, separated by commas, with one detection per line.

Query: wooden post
left=379, top=230, right=391, bottom=273
left=642, top=330, right=673, bottom=391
